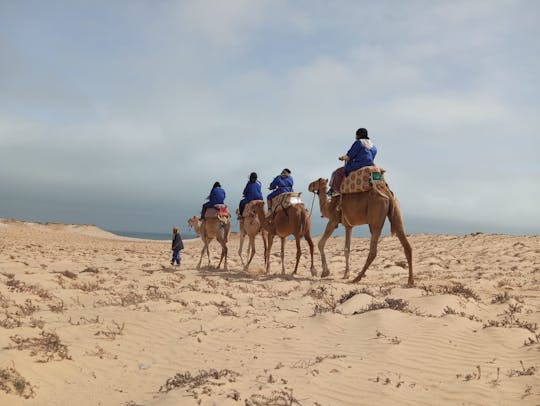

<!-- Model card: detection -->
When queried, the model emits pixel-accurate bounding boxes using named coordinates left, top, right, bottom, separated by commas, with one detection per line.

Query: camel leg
left=292, top=236, right=301, bottom=275
left=244, top=236, right=256, bottom=271
left=262, top=231, right=268, bottom=266
left=222, top=242, right=228, bottom=271
left=319, top=221, right=338, bottom=278
left=265, top=233, right=274, bottom=274
left=352, top=225, right=383, bottom=283
left=304, top=232, right=316, bottom=277
left=281, top=237, right=286, bottom=275
left=344, top=226, right=352, bottom=278
left=238, top=229, right=245, bottom=265
left=396, top=230, right=414, bottom=285
left=197, top=243, right=207, bottom=270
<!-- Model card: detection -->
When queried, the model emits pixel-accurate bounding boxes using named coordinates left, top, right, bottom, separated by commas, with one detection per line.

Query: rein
left=309, top=192, right=316, bottom=217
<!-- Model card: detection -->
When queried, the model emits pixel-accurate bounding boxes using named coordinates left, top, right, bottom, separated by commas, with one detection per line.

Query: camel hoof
left=310, top=268, right=317, bottom=277
left=407, top=278, right=414, bottom=286
left=351, top=275, right=363, bottom=283
left=321, top=270, right=330, bottom=278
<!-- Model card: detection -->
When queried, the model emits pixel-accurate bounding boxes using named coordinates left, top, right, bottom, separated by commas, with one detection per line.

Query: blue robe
left=267, top=175, right=293, bottom=201
left=202, top=187, right=226, bottom=210
left=345, top=140, right=377, bottom=176
left=239, top=180, right=263, bottom=214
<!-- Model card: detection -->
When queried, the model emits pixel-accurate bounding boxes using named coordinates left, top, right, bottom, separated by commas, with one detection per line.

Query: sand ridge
left=0, top=219, right=539, bottom=405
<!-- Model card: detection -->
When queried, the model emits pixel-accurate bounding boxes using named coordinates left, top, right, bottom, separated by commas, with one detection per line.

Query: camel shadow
left=195, top=267, right=315, bottom=283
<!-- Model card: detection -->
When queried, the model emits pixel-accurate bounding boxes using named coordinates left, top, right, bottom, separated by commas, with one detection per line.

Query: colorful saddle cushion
left=340, top=166, right=385, bottom=194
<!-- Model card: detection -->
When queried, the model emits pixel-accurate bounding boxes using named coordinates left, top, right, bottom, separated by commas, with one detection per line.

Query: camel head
left=187, top=216, right=200, bottom=231
left=308, top=178, right=328, bottom=194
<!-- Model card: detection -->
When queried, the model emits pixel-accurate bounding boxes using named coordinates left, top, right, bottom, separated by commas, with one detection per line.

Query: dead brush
left=94, top=320, right=125, bottom=340
left=483, top=303, right=538, bottom=333
left=491, top=291, right=511, bottom=304
left=420, top=283, right=480, bottom=301
left=440, top=283, right=480, bottom=301
left=71, top=281, right=101, bottom=292
left=291, top=354, right=346, bottom=369
left=15, top=299, right=40, bottom=317
left=508, top=361, right=536, bottom=377
left=246, top=388, right=302, bottom=406
left=48, top=298, right=65, bottom=313
left=212, top=301, right=238, bottom=317
left=1, top=312, right=22, bottom=329
left=353, top=298, right=411, bottom=315
left=145, top=285, right=170, bottom=301
left=0, top=366, right=36, bottom=399
left=308, top=286, right=340, bottom=315
left=158, top=369, right=239, bottom=394
left=5, top=279, right=52, bottom=300
left=7, top=331, right=72, bottom=362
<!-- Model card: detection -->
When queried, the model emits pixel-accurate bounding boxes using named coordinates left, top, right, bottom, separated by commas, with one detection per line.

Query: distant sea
left=109, top=230, right=198, bottom=240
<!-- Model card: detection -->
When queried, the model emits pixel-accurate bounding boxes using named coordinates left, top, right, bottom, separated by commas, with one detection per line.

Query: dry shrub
left=491, top=291, right=511, bottom=304
left=0, top=367, right=36, bottom=398
left=508, top=361, right=536, bottom=377
left=442, top=307, right=482, bottom=322
left=94, top=320, right=125, bottom=340
left=441, top=283, right=480, bottom=301
left=353, top=298, right=410, bottom=315
left=15, top=299, right=40, bottom=317
left=54, top=270, right=77, bottom=279
left=7, top=331, right=71, bottom=362
left=71, top=281, right=101, bottom=292
left=307, top=286, right=340, bottom=315
left=159, top=369, right=239, bottom=394
left=68, top=315, right=101, bottom=326
left=1, top=312, right=22, bottom=329
left=5, top=279, right=52, bottom=299
left=483, top=303, right=538, bottom=333
left=145, top=285, right=170, bottom=301
left=246, top=388, right=301, bottom=406
left=212, top=301, right=237, bottom=317
left=291, top=354, right=346, bottom=369
left=420, top=283, right=480, bottom=301
left=48, top=298, right=65, bottom=313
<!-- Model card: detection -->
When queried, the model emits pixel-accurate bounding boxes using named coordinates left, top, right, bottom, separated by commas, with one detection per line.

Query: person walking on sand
left=171, top=226, right=184, bottom=266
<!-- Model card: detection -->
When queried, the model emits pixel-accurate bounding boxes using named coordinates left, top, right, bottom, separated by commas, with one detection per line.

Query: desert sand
left=0, top=217, right=539, bottom=405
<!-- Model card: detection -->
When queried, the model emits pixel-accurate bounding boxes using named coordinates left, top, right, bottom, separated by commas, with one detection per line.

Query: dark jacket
left=172, top=233, right=184, bottom=252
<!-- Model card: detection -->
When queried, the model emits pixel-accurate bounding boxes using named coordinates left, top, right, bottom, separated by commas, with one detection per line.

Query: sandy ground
left=0, top=218, right=539, bottom=405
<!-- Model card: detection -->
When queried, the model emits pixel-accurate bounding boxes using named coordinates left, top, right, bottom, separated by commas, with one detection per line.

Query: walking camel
left=187, top=215, right=231, bottom=270
left=252, top=198, right=316, bottom=276
left=236, top=200, right=268, bottom=271
left=308, top=178, right=413, bottom=285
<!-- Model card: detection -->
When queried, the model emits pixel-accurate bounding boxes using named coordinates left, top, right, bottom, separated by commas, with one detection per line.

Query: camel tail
left=388, top=196, right=405, bottom=236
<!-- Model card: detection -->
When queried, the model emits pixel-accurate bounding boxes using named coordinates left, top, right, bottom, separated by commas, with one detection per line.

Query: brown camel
left=252, top=199, right=316, bottom=276
left=308, top=178, right=413, bottom=285
left=187, top=215, right=231, bottom=270
left=236, top=200, right=268, bottom=271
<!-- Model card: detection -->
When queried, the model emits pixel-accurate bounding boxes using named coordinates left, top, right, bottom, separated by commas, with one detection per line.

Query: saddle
left=340, top=166, right=386, bottom=194
left=205, top=204, right=231, bottom=224
left=268, top=192, right=302, bottom=216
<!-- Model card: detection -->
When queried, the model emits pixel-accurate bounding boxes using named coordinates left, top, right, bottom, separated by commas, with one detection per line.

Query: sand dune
left=1, top=218, right=539, bottom=405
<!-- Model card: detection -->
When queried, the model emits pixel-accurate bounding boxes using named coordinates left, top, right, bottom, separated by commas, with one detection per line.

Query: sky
left=1, top=0, right=539, bottom=237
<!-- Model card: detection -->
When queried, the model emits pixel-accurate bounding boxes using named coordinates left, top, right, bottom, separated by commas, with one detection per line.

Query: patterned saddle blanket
left=205, top=204, right=231, bottom=220
left=340, top=166, right=386, bottom=194
left=269, top=192, right=303, bottom=214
